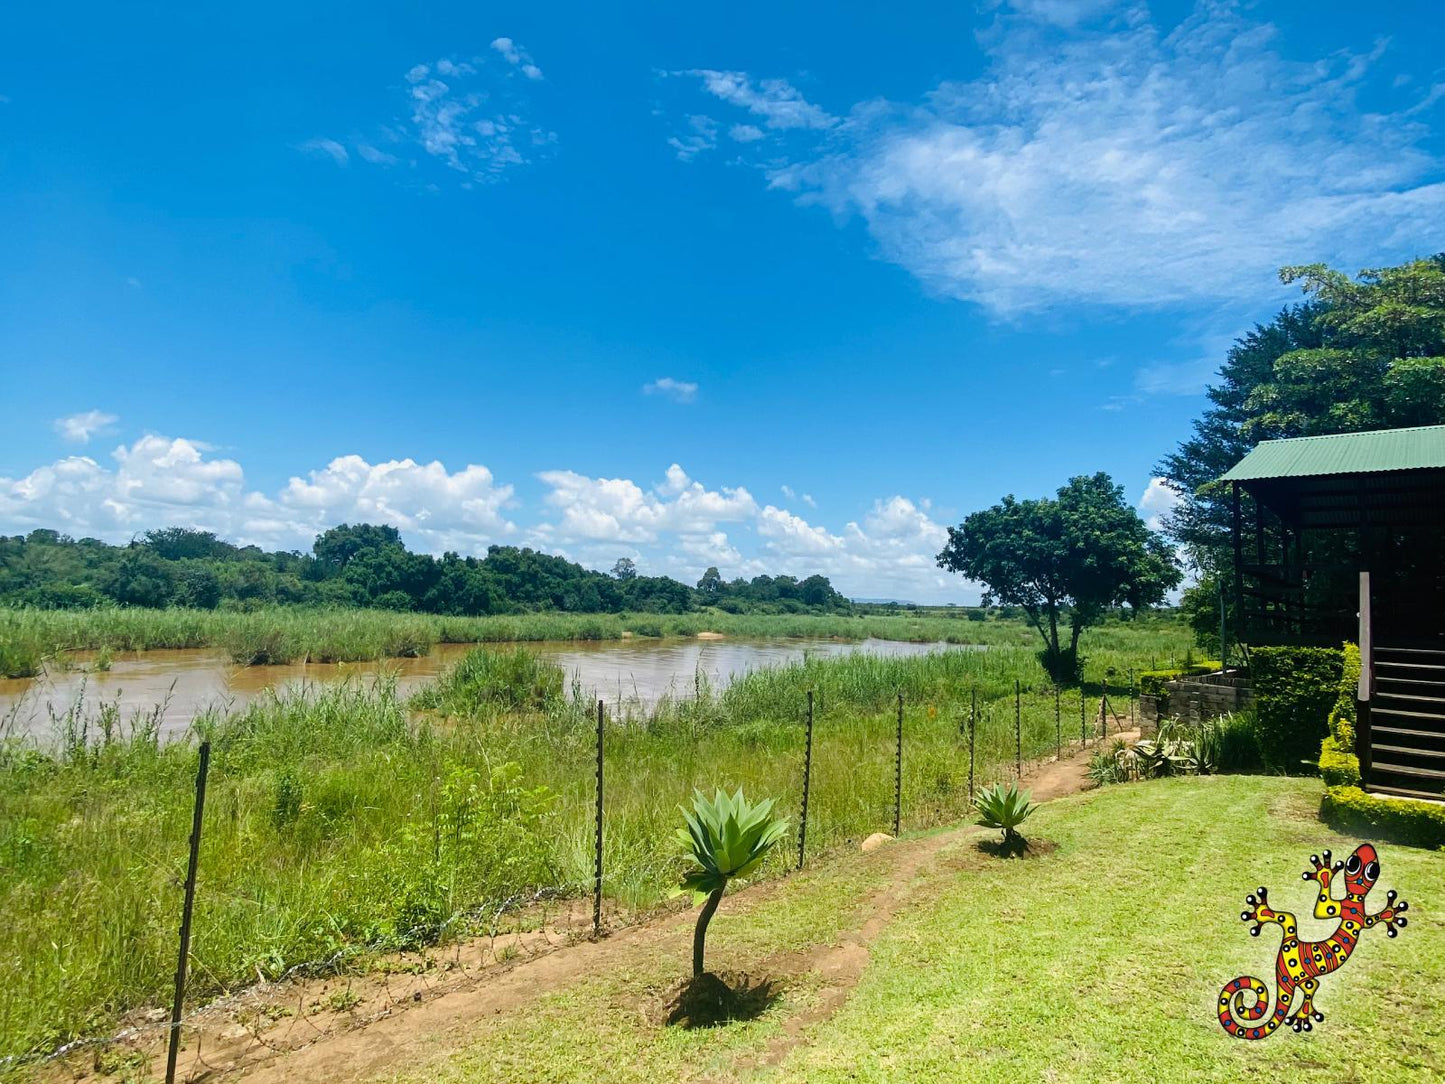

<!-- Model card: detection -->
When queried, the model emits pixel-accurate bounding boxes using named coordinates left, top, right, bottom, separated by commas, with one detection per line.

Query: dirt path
left=66, top=736, right=1121, bottom=1084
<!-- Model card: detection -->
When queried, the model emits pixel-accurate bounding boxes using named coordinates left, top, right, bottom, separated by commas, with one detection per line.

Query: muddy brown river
left=0, top=636, right=968, bottom=742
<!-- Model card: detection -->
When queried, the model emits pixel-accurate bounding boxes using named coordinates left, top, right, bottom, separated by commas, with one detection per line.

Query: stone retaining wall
left=1139, top=671, right=1254, bottom=733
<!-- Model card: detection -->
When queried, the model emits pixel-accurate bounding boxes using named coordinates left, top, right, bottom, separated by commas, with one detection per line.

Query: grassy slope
left=403, top=777, right=1445, bottom=1084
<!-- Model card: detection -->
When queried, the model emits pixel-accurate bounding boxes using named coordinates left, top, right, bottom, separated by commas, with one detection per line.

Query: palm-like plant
left=973, top=781, right=1037, bottom=849
left=676, top=788, right=789, bottom=977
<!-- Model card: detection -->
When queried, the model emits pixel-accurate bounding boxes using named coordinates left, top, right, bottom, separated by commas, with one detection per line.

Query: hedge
left=1321, top=786, right=1445, bottom=849
left=1251, top=645, right=1343, bottom=773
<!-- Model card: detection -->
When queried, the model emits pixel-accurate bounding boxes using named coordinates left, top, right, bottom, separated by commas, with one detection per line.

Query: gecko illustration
left=1218, top=843, right=1408, bottom=1039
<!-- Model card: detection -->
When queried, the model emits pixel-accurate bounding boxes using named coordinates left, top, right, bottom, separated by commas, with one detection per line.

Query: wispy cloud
left=300, top=42, right=554, bottom=188
left=672, top=3, right=1445, bottom=316
left=642, top=377, right=699, bottom=403
left=490, top=37, right=544, bottom=81
left=684, top=70, right=835, bottom=131
left=54, top=410, right=118, bottom=444
left=668, top=115, right=718, bottom=161
left=298, top=137, right=349, bottom=166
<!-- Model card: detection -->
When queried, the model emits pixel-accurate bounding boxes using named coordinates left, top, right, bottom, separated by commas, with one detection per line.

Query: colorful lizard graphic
left=1218, top=844, right=1408, bottom=1039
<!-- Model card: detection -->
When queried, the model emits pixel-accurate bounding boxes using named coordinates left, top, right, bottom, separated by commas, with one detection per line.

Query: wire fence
left=6, top=671, right=1140, bottom=1081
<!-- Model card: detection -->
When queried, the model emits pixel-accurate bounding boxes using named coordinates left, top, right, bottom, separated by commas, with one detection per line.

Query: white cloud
left=1, top=436, right=244, bottom=537
left=668, top=115, right=719, bottom=161
left=54, top=410, right=119, bottom=444
left=355, top=143, right=398, bottom=166
left=685, top=70, right=836, bottom=131
left=679, top=4, right=1445, bottom=315
left=1138, top=476, right=1181, bottom=531
left=535, top=464, right=757, bottom=544
left=490, top=37, right=544, bottom=80
left=298, top=137, right=349, bottom=165
left=642, top=376, right=699, bottom=403
left=3, top=439, right=984, bottom=602
left=327, top=50, right=555, bottom=186
left=1, top=437, right=514, bottom=555
left=729, top=124, right=765, bottom=143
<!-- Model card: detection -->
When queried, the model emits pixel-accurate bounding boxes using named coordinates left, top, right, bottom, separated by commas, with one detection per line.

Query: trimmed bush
left=1321, top=785, right=1445, bottom=849
left=1251, top=646, right=1343, bottom=773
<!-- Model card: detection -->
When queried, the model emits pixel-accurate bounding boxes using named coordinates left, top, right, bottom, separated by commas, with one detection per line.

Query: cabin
left=1220, top=424, right=1445, bottom=801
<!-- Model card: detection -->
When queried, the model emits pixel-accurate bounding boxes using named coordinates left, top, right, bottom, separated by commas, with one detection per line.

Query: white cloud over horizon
left=0, top=437, right=990, bottom=602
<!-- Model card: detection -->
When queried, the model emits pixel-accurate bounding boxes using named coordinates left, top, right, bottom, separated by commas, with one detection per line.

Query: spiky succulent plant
left=676, top=787, right=789, bottom=976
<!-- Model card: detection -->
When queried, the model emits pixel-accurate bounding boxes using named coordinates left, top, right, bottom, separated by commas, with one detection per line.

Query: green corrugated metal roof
left=1220, top=425, right=1445, bottom=482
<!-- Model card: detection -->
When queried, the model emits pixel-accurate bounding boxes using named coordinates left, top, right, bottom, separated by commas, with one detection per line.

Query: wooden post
left=797, top=691, right=814, bottom=870
left=1357, top=571, right=1373, bottom=786
left=593, top=700, right=604, bottom=940
left=165, top=741, right=210, bottom=1084
left=893, top=693, right=903, bottom=836
left=1080, top=680, right=1087, bottom=745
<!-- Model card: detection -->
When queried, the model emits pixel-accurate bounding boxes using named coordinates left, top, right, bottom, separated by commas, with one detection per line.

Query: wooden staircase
left=1368, top=646, right=1445, bottom=801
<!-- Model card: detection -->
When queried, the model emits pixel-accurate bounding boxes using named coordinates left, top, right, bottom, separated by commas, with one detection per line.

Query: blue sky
left=2, top=0, right=1442, bottom=602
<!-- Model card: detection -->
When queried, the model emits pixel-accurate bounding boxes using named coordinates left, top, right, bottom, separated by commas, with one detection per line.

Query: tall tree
left=937, top=473, right=1181, bottom=680
left=1156, top=255, right=1445, bottom=573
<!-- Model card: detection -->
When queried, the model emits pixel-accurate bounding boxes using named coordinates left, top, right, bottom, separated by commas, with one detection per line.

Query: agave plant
left=676, top=787, right=789, bottom=977
left=973, top=781, right=1037, bottom=848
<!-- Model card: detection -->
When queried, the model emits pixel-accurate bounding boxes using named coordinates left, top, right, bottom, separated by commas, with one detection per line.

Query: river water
left=0, top=636, right=966, bottom=742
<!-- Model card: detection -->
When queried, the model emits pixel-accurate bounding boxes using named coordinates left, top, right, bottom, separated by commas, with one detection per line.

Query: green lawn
left=398, top=776, right=1445, bottom=1084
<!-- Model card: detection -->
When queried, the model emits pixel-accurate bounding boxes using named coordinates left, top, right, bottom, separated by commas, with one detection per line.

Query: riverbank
left=0, top=605, right=1192, bottom=678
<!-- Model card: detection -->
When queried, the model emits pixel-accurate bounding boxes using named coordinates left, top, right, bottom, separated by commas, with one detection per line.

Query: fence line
left=15, top=677, right=1109, bottom=1078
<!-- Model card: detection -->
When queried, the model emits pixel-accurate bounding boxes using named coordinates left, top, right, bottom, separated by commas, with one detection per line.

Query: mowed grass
left=396, top=777, right=1445, bottom=1084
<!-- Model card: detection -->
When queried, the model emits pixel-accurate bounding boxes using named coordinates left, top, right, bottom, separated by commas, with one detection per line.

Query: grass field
left=395, top=776, right=1445, bottom=1084
left=0, top=604, right=1196, bottom=677
left=0, top=616, right=1191, bottom=1066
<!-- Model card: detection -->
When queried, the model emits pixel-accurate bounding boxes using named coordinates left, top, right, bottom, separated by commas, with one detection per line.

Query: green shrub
left=1214, top=709, right=1263, bottom=772
left=1318, top=643, right=1362, bottom=787
left=411, top=647, right=564, bottom=714
left=1321, top=785, right=1445, bottom=849
left=1250, top=646, right=1343, bottom=773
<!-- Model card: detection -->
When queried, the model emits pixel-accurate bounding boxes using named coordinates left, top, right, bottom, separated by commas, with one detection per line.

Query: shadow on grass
left=976, top=836, right=1058, bottom=860
left=664, top=971, right=781, bottom=1029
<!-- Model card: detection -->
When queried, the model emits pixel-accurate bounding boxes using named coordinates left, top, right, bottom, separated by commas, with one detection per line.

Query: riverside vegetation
left=0, top=604, right=1189, bottom=679
left=0, top=615, right=1190, bottom=1064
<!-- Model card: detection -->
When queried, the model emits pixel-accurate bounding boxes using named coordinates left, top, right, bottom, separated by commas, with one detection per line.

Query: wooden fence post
left=165, top=741, right=210, bottom=1084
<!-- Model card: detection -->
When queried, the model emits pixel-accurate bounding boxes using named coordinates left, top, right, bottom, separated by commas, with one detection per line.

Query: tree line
left=0, top=523, right=854, bottom=616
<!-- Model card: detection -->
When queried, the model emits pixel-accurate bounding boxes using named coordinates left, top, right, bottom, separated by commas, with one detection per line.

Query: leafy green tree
left=936, top=473, right=1181, bottom=680
left=675, top=788, right=788, bottom=977
left=313, top=523, right=405, bottom=572
left=104, top=549, right=175, bottom=608
left=172, top=565, right=222, bottom=610
left=1157, top=255, right=1445, bottom=572
left=696, top=566, right=723, bottom=603
left=611, top=557, right=637, bottom=581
